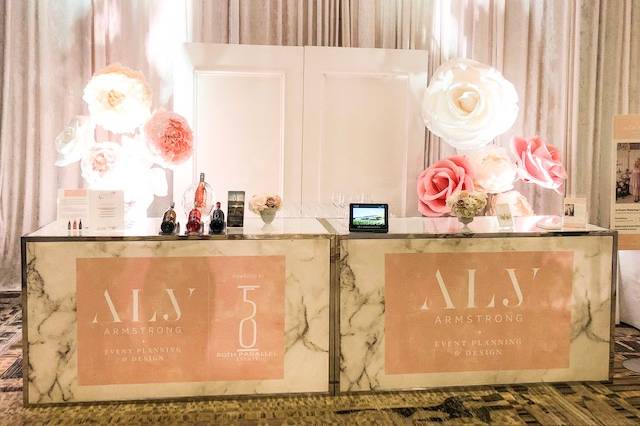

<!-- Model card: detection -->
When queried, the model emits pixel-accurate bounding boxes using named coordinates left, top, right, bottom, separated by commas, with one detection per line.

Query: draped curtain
left=1, top=0, right=639, bottom=290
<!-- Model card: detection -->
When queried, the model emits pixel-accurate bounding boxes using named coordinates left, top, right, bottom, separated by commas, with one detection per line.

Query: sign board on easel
left=612, top=114, right=640, bottom=249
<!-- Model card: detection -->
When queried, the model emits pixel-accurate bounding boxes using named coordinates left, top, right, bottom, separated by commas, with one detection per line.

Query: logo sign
left=385, top=251, right=573, bottom=374
left=76, top=256, right=285, bottom=385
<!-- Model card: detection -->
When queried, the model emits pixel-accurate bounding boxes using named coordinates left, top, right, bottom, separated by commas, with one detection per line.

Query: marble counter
left=22, top=216, right=616, bottom=403
left=23, top=223, right=332, bottom=404
left=338, top=232, right=616, bottom=392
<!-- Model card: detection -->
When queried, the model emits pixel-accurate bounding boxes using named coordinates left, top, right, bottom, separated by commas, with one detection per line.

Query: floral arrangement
left=55, top=63, right=194, bottom=221
left=249, top=194, right=282, bottom=214
left=419, top=58, right=567, bottom=218
left=417, top=137, right=565, bottom=217
left=446, top=190, right=488, bottom=219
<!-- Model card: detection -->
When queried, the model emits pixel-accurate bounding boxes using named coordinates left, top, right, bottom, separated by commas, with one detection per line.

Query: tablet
left=349, top=203, right=389, bottom=233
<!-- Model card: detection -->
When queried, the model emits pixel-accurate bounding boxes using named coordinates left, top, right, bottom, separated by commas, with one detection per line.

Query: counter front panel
left=24, top=238, right=331, bottom=404
left=339, top=235, right=614, bottom=392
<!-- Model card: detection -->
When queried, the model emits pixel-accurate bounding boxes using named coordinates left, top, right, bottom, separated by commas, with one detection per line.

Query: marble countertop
left=25, top=217, right=331, bottom=240
left=24, top=215, right=613, bottom=240
left=324, top=215, right=613, bottom=237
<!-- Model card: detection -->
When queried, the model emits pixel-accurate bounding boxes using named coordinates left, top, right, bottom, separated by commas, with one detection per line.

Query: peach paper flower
left=417, top=156, right=475, bottom=217
left=511, top=136, right=567, bottom=193
left=83, top=63, right=152, bottom=134
left=144, top=111, right=193, bottom=166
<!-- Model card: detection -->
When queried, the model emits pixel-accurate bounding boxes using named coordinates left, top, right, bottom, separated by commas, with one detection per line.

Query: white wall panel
left=302, top=47, right=427, bottom=217
left=174, top=44, right=427, bottom=218
left=174, top=44, right=303, bottom=216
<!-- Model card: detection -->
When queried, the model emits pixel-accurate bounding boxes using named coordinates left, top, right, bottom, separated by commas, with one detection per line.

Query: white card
left=89, top=190, right=124, bottom=230
left=495, top=203, right=514, bottom=229
left=57, top=189, right=90, bottom=230
left=563, top=197, right=588, bottom=228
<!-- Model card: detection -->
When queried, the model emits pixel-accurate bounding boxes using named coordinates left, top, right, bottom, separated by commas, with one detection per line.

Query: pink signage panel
left=385, top=251, right=574, bottom=374
left=76, top=256, right=285, bottom=386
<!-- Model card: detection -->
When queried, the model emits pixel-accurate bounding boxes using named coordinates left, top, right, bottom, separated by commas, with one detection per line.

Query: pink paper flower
left=417, top=156, right=475, bottom=217
left=144, top=111, right=193, bottom=165
left=511, top=136, right=567, bottom=192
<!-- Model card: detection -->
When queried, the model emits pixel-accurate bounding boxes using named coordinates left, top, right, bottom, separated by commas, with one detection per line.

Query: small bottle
left=160, top=202, right=177, bottom=234
left=186, top=204, right=202, bottom=234
left=194, top=173, right=207, bottom=209
left=67, top=221, right=71, bottom=230
left=209, top=201, right=225, bottom=234
left=78, top=219, right=83, bottom=230
left=72, top=220, right=77, bottom=230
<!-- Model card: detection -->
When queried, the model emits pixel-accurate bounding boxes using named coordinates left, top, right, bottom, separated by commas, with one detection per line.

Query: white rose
left=494, top=190, right=534, bottom=217
left=468, top=146, right=516, bottom=193
left=422, top=58, right=519, bottom=151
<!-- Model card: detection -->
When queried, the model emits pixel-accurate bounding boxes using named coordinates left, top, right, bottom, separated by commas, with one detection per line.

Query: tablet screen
left=349, top=203, right=389, bottom=232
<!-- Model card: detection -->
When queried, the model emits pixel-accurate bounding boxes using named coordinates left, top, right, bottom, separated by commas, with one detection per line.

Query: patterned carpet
left=2, top=292, right=640, bottom=425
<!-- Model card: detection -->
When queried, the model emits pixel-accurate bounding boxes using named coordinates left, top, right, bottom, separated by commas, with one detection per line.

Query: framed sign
left=563, top=197, right=588, bottom=229
left=612, top=115, right=640, bottom=249
left=227, top=191, right=245, bottom=227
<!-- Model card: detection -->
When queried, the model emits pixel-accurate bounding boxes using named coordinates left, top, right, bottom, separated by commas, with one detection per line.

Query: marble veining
left=25, top=239, right=330, bottom=404
left=339, top=236, right=614, bottom=392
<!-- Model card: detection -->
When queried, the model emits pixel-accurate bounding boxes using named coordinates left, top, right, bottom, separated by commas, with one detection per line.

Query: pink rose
left=144, top=110, right=193, bottom=165
left=511, top=136, right=567, bottom=192
left=417, top=156, right=475, bottom=216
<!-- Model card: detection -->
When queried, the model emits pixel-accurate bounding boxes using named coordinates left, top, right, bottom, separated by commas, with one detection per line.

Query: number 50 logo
left=238, top=285, right=260, bottom=352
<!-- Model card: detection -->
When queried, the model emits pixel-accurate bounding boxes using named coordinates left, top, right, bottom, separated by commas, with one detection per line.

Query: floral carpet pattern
left=1, top=292, right=640, bottom=424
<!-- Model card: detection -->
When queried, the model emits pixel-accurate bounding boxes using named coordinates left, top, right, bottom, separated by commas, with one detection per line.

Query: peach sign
left=385, top=251, right=574, bottom=374
left=76, top=256, right=285, bottom=385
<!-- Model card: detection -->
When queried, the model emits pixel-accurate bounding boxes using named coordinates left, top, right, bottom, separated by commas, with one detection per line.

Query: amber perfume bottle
left=194, top=173, right=206, bottom=209
left=160, top=202, right=177, bottom=234
left=186, top=205, right=202, bottom=234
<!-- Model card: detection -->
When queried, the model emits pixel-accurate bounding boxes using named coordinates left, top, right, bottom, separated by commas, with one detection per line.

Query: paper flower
left=468, top=146, right=516, bottom=193
left=80, top=142, right=123, bottom=187
left=54, top=116, right=94, bottom=167
left=417, top=155, right=475, bottom=217
left=422, top=58, right=519, bottom=151
left=249, top=194, right=282, bottom=214
left=494, top=190, right=534, bottom=216
left=82, top=63, right=152, bottom=134
left=144, top=110, right=193, bottom=166
left=446, top=190, right=488, bottom=218
left=511, top=136, right=567, bottom=192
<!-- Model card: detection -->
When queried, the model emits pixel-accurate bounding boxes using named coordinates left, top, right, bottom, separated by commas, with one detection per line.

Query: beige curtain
left=1, top=0, right=639, bottom=290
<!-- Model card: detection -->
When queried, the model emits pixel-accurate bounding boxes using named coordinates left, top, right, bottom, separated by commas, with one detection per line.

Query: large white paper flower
left=467, top=146, right=516, bottom=193
left=422, top=59, right=519, bottom=151
left=82, top=64, right=152, bottom=134
left=54, top=115, right=94, bottom=167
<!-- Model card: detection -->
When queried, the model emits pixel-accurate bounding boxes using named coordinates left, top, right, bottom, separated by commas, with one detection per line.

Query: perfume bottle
left=209, top=201, right=225, bottom=234
left=160, top=202, right=177, bottom=234
left=186, top=204, right=202, bottom=234
left=194, top=173, right=206, bottom=209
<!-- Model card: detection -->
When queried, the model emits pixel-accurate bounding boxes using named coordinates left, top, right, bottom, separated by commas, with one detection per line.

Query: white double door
left=174, top=44, right=427, bottom=217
